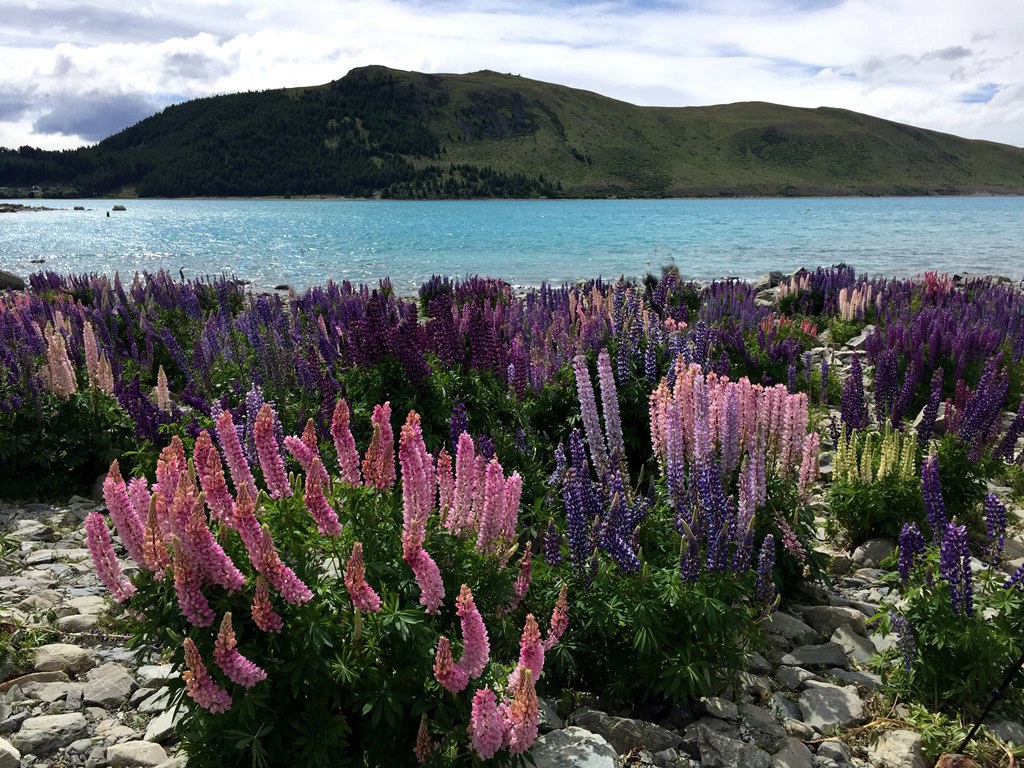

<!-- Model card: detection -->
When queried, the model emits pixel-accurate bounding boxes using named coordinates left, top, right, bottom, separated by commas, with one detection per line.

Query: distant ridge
left=3, top=65, right=1024, bottom=199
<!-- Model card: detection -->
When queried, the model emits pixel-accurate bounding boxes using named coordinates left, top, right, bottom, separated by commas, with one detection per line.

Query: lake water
left=2, top=197, right=1023, bottom=292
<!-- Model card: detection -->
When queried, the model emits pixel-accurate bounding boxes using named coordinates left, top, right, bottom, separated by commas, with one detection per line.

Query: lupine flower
left=405, top=547, right=444, bottom=614
left=399, top=411, right=435, bottom=554
left=303, top=457, right=342, bottom=536
left=940, top=521, right=973, bottom=617
left=508, top=614, right=544, bottom=690
left=436, top=448, right=455, bottom=523
left=41, top=323, right=76, bottom=397
left=840, top=354, right=868, bottom=434
left=330, top=398, right=362, bottom=485
left=172, top=537, right=215, bottom=627
left=503, top=666, right=539, bottom=755
left=503, top=548, right=532, bottom=615
left=283, top=433, right=315, bottom=474
left=251, top=576, right=283, bottom=633
left=414, top=716, right=434, bottom=765
left=344, top=542, right=381, bottom=613
left=889, top=611, right=916, bottom=674
left=898, top=522, right=926, bottom=584
left=1005, top=561, right=1024, bottom=590
left=255, top=526, right=312, bottom=605
left=183, top=638, right=232, bottom=714
left=142, top=502, right=170, bottom=577
left=597, top=349, right=625, bottom=465
left=362, top=401, right=396, bottom=489
left=573, top=354, right=608, bottom=473
left=193, top=430, right=234, bottom=523
left=755, top=535, right=776, bottom=607
left=455, top=584, right=490, bottom=679
left=921, top=454, right=947, bottom=541
left=155, top=365, right=171, bottom=412
left=543, top=584, right=569, bottom=651
left=85, top=512, right=136, bottom=602
left=542, top=518, right=563, bottom=566
left=101, top=460, right=148, bottom=568
left=469, top=687, right=505, bottom=760
left=984, top=493, right=1007, bottom=566
left=213, top=612, right=267, bottom=688
left=432, top=636, right=469, bottom=693
left=254, top=403, right=291, bottom=499
left=917, top=368, right=944, bottom=449
left=215, top=410, right=257, bottom=500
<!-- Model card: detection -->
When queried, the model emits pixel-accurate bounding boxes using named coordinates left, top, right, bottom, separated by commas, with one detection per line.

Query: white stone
left=107, top=740, right=169, bottom=767
left=530, top=726, right=618, bottom=768
left=10, top=712, right=88, bottom=756
left=34, top=643, right=97, bottom=674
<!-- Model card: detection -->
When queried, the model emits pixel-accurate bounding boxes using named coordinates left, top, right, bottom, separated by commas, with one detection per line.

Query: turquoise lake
left=2, top=197, right=1023, bottom=292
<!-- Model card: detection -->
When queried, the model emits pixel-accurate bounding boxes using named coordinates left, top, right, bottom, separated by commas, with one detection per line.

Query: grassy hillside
left=3, top=65, right=1024, bottom=198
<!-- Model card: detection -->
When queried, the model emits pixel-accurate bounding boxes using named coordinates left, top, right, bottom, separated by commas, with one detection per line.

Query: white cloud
left=0, top=0, right=1022, bottom=148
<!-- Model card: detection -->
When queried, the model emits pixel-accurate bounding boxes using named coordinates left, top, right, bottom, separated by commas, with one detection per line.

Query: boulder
left=818, top=740, right=852, bottom=764
left=799, top=682, right=864, bottom=731
left=569, top=707, right=681, bottom=754
left=865, top=729, right=926, bottom=768
left=781, top=642, right=849, bottom=669
left=852, top=539, right=896, bottom=568
left=144, top=705, right=183, bottom=744
left=107, top=740, right=169, bottom=767
left=529, top=726, right=618, bottom=768
left=738, top=703, right=787, bottom=751
left=765, top=612, right=818, bottom=646
left=700, top=696, right=738, bottom=722
left=111, top=205, right=127, bottom=211
left=831, top=626, right=877, bottom=665
left=0, top=271, right=25, bottom=291
left=696, top=724, right=771, bottom=768
left=34, top=643, right=97, bottom=675
left=800, top=606, right=867, bottom=637
left=0, top=737, right=19, bottom=768
left=10, top=712, right=87, bottom=756
left=772, top=737, right=814, bottom=768
left=988, top=720, right=1024, bottom=745
left=83, top=662, right=137, bottom=708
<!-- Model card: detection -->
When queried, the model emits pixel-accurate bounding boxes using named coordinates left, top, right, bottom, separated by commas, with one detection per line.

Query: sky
left=1, top=0, right=1022, bottom=151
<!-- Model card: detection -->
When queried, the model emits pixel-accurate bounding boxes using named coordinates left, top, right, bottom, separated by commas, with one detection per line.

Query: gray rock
left=766, top=613, right=818, bottom=646
left=82, top=663, right=137, bottom=709
left=0, top=736, right=19, bottom=768
left=69, top=737, right=94, bottom=754
left=56, top=613, right=99, bottom=632
left=153, top=759, right=187, bottom=768
left=529, top=726, right=618, bottom=768
left=136, top=665, right=175, bottom=689
left=34, top=644, right=97, bottom=675
left=774, top=666, right=820, bottom=691
left=770, top=693, right=802, bottom=722
left=64, top=595, right=107, bottom=616
left=10, top=712, right=88, bottom=756
left=144, top=706, right=183, bottom=744
left=738, top=703, right=787, bottom=751
left=696, top=724, right=771, bottom=768
left=0, top=711, right=27, bottom=735
left=681, top=716, right=736, bottom=755
left=106, top=740, right=169, bottom=767
left=781, top=643, right=849, bottom=669
left=137, top=688, right=172, bottom=715
left=0, top=670, right=68, bottom=694
left=798, top=682, right=864, bottom=731
left=783, top=719, right=815, bottom=740
left=817, top=740, right=851, bottom=764
left=827, top=668, right=881, bottom=690
left=988, top=720, right=1024, bottom=746
left=700, top=696, right=738, bottom=722
left=736, top=672, right=775, bottom=696
left=537, top=697, right=563, bottom=733
left=800, top=606, right=867, bottom=638
left=0, top=271, right=26, bottom=291
left=772, top=737, right=814, bottom=768
left=852, top=539, right=896, bottom=568
left=569, top=707, right=681, bottom=754
left=865, top=729, right=925, bottom=768
left=831, top=626, right=877, bottom=665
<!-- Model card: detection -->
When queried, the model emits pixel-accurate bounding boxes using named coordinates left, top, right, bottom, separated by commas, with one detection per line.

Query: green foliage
left=934, top=435, right=988, bottom=533
left=826, top=318, right=862, bottom=347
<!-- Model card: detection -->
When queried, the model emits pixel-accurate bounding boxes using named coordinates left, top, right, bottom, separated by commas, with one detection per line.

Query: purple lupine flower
left=889, top=611, right=916, bottom=673
left=917, top=368, right=944, bottom=449
left=755, top=535, right=776, bottom=606
left=597, top=349, right=625, bottom=466
left=549, top=443, right=567, bottom=487
left=450, top=402, right=468, bottom=454
left=898, top=522, right=926, bottom=584
left=998, top=399, right=1024, bottom=462
left=573, top=354, right=608, bottom=474
left=921, top=454, right=947, bottom=542
left=478, top=435, right=495, bottom=461
left=890, top=360, right=919, bottom=429
left=542, top=517, right=563, bottom=565
left=984, top=493, right=1007, bottom=566
left=873, top=349, right=899, bottom=423
left=787, top=363, right=797, bottom=394
left=1006, top=561, right=1024, bottom=590
left=840, top=354, right=868, bottom=434
left=939, top=521, right=973, bottom=617
left=644, top=343, right=657, bottom=385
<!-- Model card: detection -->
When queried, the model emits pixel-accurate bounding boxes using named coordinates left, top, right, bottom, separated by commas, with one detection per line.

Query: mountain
left=3, top=65, right=1024, bottom=199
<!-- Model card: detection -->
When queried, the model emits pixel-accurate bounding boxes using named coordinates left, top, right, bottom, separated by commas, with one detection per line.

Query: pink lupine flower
left=500, top=471, right=522, bottom=547
left=142, top=501, right=170, bottom=577
left=399, top=411, right=435, bottom=547
left=215, top=410, right=257, bottom=500
left=405, top=547, right=444, bottom=614
left=503, top=666, right=539, bottom=755
left=432, top=636, right=469, bottom=693
left=183, top=638, right=232, bottom=714
left=95, top=351, right=113, bottom=394
left=194, top=430, right=234, bottom=523
left=284, top=434, right=315, bottom=474
left=344, top=542, right=381, bottom=613
left=330, top=398, right=362, bottom=486
left=155, top=365, right=171, bottom=412
left=85, top=512, right=136, bottom=602
left=596, top=349, right=625, bottom=464
left=455, top=585, right=489, bottom=680
left=505, top=548, right=532, bottom=615
left=797, top=432, right=821, bottom=501
left=102, top=460, right=147, bottom=567
left=256, top=526, right=312, bottom=605
left=126, top=477, right=151, bottom=529
left=475, top=459, right=506, bottom=555
left=362, top=402, right=395, bottom=489
left=172, top=537, right=215, bottom=627
left=508, top=613, right=544, bottom=690
left=154, top=438, right=187, bottom=540
left=543, top=584, right=569, bottom=651
left=170, top=470, right=199, bottom=542
left=213, top=612, right=267, bottom=688
left=775, top=514, right=807, bottom=564
left=469, top=687, right=505, bottom=760
left=649, top=379, right=670, bottom=457
left=303, top=457, right=342, bottom=536
left=251, top=576, right=283, bottom=633
left=449, top=432, right=477, bottom=535
left=254, top=403, right=291, bottom=499
left=414, top=716, right=434, bottom=765
left=82, top=321, right=103, bottom=390
left=230, top=484, right=264, bottom=561
left=41, top=323, right=76, bottom=397
left=185, top=494, right=245, bottom=592
left=436, top=448, right=454, bottom=525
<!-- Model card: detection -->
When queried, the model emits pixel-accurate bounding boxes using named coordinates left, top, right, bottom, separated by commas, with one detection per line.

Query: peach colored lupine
left=253, top=403, right=291, bottom=499
left=251, top=576, right=283, bottom=633
left=82, top=321, right=100, bottom=386
left=153, top=437, right=187, bottom=541
left=362, top=402, right=395, bottom=489
left=508, top=614, right=543, bottom=691
left=404, top=547, right=444, bottom=614
left=41, top=323, right=76, bottom=397
left=194, top=430, right=234, bottom=523
left=183, top=638, right=232, bottom=714
left=101, top=460, right=148, bottom=568
left=432, top=636, right=469, bottom=693
left=330, top=398, right=362, bottom=486
left=171, top=537, right=215, bottom=627
left=344, top=542, right=381, bottom=613
left=142, top=500, right=170, bottom=577
left=215, top=410, right=257, bottom=500
left=213, top=612, right=267, bottom=688
left=502, top=666, right=539, bottom=755
left=94, top=351, right=113, bottom=394
left=302, top=457, right=342, bottom=536
left=543, top=584, right=569, bottom=651
left=399, top=412, right=435, bottom=549
left=413, top=715, right=434, bottom=765
left=436, top=448, right=454, bottom=524
left=84, top=512, right=136, bottom=602
left=230, top=484, right=264, bottom=560
left=155, top=365, right=171, bottom=412
left=184, top=493, right=245, bottom=591
left=454, top=584, right=489, bottom=680
left=468, top=686, right=505, bottom=760
left=255, top=526, right=312, bottom=605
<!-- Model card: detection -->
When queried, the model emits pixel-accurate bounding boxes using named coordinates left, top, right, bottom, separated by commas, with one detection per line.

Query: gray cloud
left=0, top=90, right=32, bottom=120
left=923, top=45, right=973, bottom=61
left=163, top=50, right=236, bottom=81
left=32, top=93, right=159, bottom=141
left=0, top=3, right=209, bottom=45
